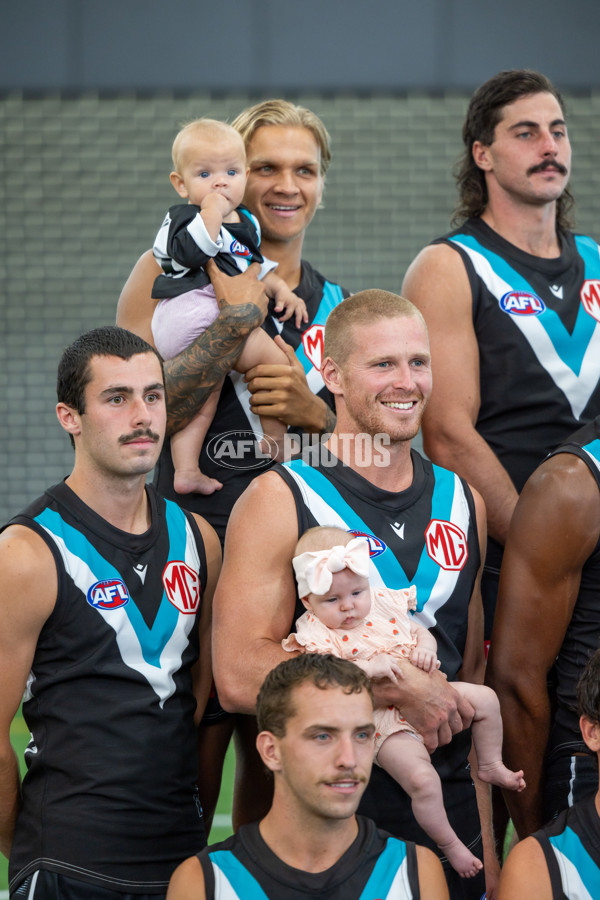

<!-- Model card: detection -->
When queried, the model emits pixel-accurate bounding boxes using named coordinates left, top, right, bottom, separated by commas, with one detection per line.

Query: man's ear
left=580, top=714, right=600, bottom=753
left=56, top=403, right=82, bottom=439
left=472, top=141, right=493, bottom=172
left=169, top=171, right=189, bottom=199
left=321, top=356, right=343, bottom=395
left=256, top=730, right=283, bottom=773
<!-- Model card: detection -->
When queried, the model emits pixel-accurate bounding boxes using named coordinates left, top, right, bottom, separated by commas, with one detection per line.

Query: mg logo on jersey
left=580, top=280, right=600, bottom=323
left=500, top=291, right=546, bottom=316
left=425, top=520, right=468, bottom=571
left=230, top=239, right=251, bottom=258
left=348, top=530, right=387, bottom=558
left=301, top=324, right=325, bottom=370
left=87, top=579, right=130, bottom=610
left=163, top=562, right=201, bottom=614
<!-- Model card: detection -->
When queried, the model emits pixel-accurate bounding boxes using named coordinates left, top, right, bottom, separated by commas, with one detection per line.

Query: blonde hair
left=171, top=118, right=245, bottom=172
left=323, top=291, right=426, bottom=367
left=232, top=99, right=331, bottom=176
left=294, top=525, right=354, bottom=557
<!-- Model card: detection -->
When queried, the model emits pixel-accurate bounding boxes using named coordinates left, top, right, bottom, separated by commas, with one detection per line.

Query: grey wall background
left=2, top=0, right=600, bottom=92
left=1, top=1, right=599, bottom=520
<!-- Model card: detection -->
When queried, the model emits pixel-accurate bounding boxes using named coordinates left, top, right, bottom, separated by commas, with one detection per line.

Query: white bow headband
left=293, top=537, right=370, bottom=598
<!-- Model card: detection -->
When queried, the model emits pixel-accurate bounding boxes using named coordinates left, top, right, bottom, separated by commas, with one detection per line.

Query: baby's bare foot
left=439, top=836, right=484, bottom=878
left=174, top=468, right=223, bottom=496
left=478, top=761, right=526, bottom=792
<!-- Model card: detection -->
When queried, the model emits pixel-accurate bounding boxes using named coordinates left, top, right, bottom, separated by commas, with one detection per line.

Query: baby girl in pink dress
left=284, top=525, right=525, bottom=880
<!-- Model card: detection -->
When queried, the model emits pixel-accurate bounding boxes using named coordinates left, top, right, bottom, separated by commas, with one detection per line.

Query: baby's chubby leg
left=235, top=329, right=287, bottom=461
left=452, top=682, right=525, bottom=792
left=171, top=385, right=223, bottom=495
left=377, top=731, right=483, bottom=878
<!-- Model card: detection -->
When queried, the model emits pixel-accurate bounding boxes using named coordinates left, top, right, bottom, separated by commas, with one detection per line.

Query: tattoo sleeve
left=164, top=302, right=263, bottom=434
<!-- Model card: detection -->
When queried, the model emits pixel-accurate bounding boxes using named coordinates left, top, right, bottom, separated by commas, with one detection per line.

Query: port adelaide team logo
left=499, top=291, right=546, bottom=316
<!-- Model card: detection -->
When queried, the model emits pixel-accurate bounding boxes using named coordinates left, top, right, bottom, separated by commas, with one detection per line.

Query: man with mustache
left=167, top=655, right=449, bottom=900
left=402, top=70, right=600, bottom=645
left=0, top=327, right=221, bottom=900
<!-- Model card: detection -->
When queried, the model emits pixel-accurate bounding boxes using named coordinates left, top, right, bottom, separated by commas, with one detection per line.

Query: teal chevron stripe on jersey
left=582, top=438, right=600, bottom=473
left=35, top=506, right=197, bottom=706
left=450, top=233, right=600, bottom=418
left=209, top=850, right=269, bottom=899
left=284, top=459, right=467, bottom=619
left=294, top=281, right=346, bottom=375
left=549, top=827, right=597, bottom=899
left=361, top=837, right=410, bottom=897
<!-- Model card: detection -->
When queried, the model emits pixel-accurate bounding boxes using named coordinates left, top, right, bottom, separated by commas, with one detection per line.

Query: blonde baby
left=151, top=119, right=307, bottom=495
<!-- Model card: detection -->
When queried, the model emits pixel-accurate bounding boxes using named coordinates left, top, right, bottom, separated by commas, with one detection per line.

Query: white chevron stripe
left=39, top=521, right=200, bottom=707
left=553, top=846, right=594, bottom=899
left=460, top=243, right=600, bottom=418
left=414, top=473, right=468, bottom=630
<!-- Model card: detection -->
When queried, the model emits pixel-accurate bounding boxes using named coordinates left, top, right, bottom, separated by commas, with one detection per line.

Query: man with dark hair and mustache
left=403, top=70, right=600, bottom=645
left=0, top=326, right=221, bottom=900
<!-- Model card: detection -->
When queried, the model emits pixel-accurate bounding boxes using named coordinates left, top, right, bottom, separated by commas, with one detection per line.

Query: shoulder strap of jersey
left=206, top=848, right=270, bottom=899
left=532, top=833, right=569, bottom=900
left=359, top=837, right=419, bottom=899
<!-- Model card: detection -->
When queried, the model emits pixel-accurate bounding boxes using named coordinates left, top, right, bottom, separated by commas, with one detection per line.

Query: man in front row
left=0, top=327, right=220, bottom=899
left=213, top=291, right=492, bottom=899
left=167, top=654, right=448, bottom=899
left=498, top=648, right=600, bottom=898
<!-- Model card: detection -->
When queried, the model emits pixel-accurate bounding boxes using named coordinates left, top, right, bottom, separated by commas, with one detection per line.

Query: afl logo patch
left=425, top=520, right=468, bottom=571
left=348, top=530, right=387, bottom=558
left=163, top=561, right=201, bottom=614
left=301, top=324, right=325, bottom=370
left=499, top=290, right=545, bottom=316
left=87, top=579, right=130, bottom=610
left=580, top=280, right=600, bottom=323
left=230, top=239, right=251, bottom=258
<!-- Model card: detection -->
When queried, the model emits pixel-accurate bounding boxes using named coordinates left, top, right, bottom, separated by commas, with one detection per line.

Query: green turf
left=0, top=709, right=235, bottom=893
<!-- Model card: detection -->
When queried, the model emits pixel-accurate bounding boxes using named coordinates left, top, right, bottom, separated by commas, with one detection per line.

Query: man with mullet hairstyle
left=403, top=70, right=600, bottom=643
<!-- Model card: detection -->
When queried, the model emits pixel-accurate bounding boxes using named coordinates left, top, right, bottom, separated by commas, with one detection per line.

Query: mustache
left=119, top=428, right=161, bottom=445
left=527, top=159, right=568, bottom=177
left=325, top=772, right=369, bottom=785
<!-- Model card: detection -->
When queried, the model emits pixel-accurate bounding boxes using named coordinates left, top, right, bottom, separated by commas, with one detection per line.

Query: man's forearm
left=165, top=303, right=264, bottom=434
left=500, top=692, right=549, bottom=838
left=0, top=748, right=21, bottom=858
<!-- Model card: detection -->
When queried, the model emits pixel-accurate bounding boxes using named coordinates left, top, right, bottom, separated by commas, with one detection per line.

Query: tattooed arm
left=116, top=252, right=269, bottom=435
